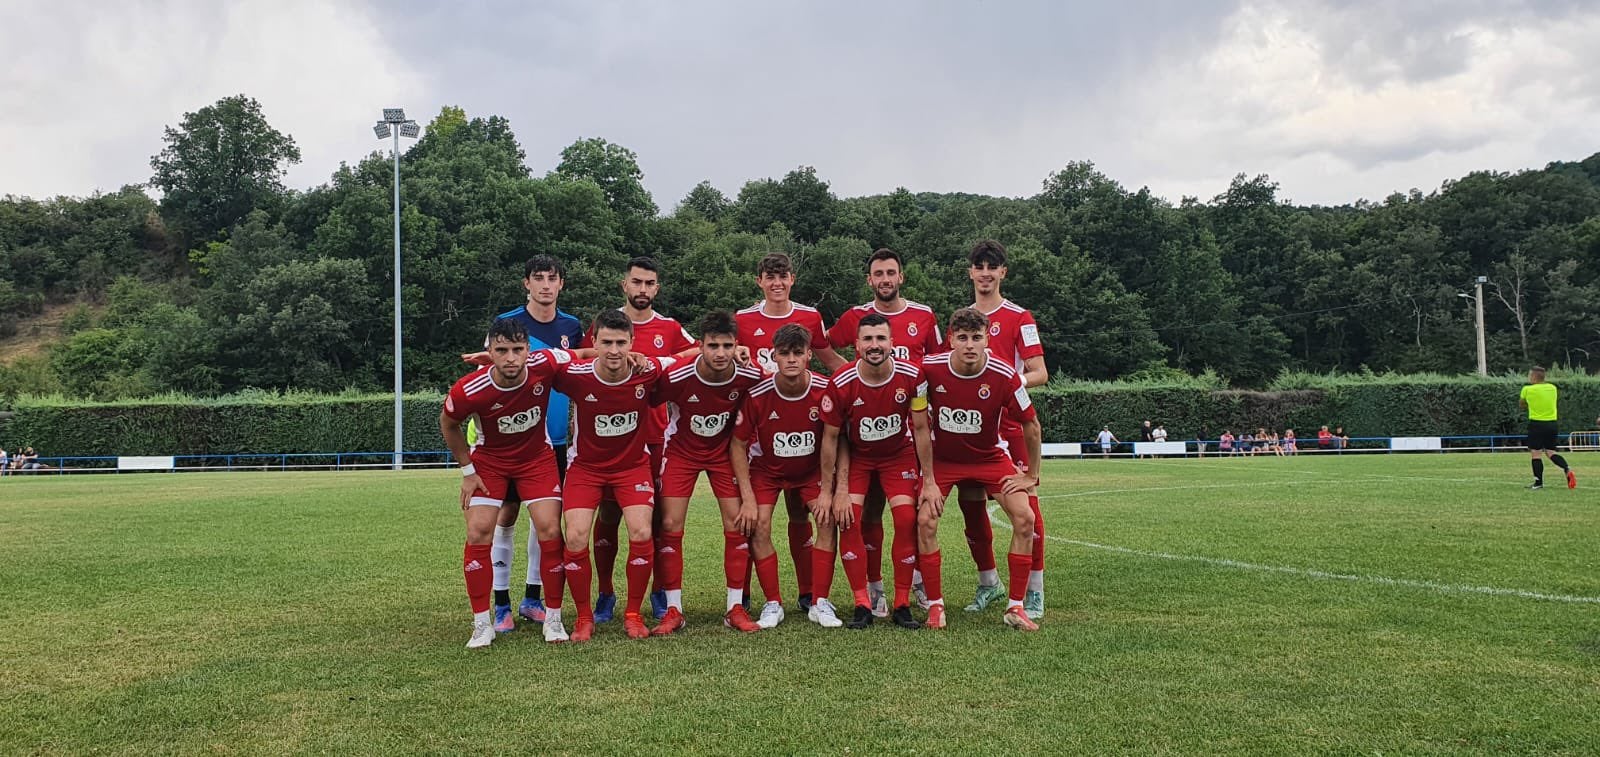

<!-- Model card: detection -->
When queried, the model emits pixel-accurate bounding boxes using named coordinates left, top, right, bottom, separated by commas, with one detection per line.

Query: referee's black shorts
left=1526, top=420, right=1560, bottom=451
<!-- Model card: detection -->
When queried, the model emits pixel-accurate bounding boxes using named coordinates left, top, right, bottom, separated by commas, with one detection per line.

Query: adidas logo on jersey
left=688, top=394, right=700, bottom=403
left=935, top=385, right=947, bottom=393
left=754, top=328, right=766, bottom=336
left=585, top=394, right=598, bottom=402
left=852, top=398, right=865, bottom=406
left=629, top=557, right=648, bottom=566
left=490, top=403, right=505, bottom=411
left=465, top=560, right=484, bottom=572
left=768, top=411, right=780, bottom=420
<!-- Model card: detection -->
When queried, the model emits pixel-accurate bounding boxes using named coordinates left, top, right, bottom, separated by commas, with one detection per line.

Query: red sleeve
left=826, top=309, right=856, bottom=349
left=581, top=322, right=596, bottom=349
left=674, top=324, right=697, bottom=352
left=651, top=370, right=677, bottom=406
left=809, top=311, right=830, bottom=350
left=733, top=395, right=758, bottom=442
left=922, top=313, right=943, bottom=358
left=1016, top=309, right=1044, bottom=361
left=443, top=380, right=474, bottom=421
left=819, top=380, right=845, bottom=428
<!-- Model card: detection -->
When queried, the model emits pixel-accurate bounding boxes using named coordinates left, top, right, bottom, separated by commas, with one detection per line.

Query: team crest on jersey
left=809, top=406, right=820, bottom=421
left=989, top=322, right=1001, bottom=337
left=635, top=385, right=646, bottom=399
left=894, top=387, right=907, bottom=404
left=532, top=384, right=544, bottom=396
left=728, top=390, right=740, bottom=401
left=820, top=395, right=834, bottom=413
left=978, top=384, right=992, bottom=400
left=654, top=334, right=665, bottom=349
left=560, top=335, right=571, bottom=348
left=907, top=323, right=918, bottom=337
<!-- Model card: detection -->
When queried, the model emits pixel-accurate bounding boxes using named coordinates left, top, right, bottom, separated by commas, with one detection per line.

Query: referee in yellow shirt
left=1519, top=366, right=1576, bottom=490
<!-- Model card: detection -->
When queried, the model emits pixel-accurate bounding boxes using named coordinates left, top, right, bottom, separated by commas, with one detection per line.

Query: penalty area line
left=987, top=506, right=1600, bottom=605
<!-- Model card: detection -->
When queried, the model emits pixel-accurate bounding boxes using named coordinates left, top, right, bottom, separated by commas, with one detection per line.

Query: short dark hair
left=1531, top=365, right=1547, bottom=376
left=525, top=255, right=565, bottom=280
left=699, top=310, right=737, bottom=341
left=627, top=256, right=660, bottom=275
left=487, top=317, right=528, bottom=345
left=968, top=239, right=1007, bottom=268
left=593, top=309, right=633, bottom=336
left=858, top=312, right=891, bottom=333
left=772, top=323, right=811, bottom=354
left=756, top=252, right=793, bottom=277
left=947, top=307, right=987, bottom=335
left=866, top=248, right=902, bottom=272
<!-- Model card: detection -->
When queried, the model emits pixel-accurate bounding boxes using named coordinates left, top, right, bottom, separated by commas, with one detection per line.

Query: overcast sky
left=3, top=0, right=1597, bottom=208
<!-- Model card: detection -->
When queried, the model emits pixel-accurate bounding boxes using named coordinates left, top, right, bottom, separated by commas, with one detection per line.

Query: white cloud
left=0, top=0, right=424, bottom=200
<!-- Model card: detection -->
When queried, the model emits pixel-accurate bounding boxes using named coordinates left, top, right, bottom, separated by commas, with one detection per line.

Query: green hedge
left=5, top=375, right=1599, bottom=457
left=1031, top=374, right=1600, bottom=442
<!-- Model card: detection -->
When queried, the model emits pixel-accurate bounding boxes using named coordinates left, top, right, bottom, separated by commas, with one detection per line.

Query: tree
left=676, top=180, right=731, bottom=221
left=733, top=166, right=838, bottom=244
left=552, top=137, right=657, bottom=220
left=149, top=95, right=301, bottom=243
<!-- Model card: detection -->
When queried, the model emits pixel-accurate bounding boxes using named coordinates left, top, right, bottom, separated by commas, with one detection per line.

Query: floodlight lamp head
left=399, top=121, right=420, bottom=138
left=382, top=108, right=406, bottom=122
left=1476, top=275, right=1488, bottom=285
left=373, top=122, right=391, bottom=139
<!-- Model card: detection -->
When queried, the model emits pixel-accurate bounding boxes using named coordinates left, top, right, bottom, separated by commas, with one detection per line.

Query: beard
left=629, top=294, right=653, bottom=311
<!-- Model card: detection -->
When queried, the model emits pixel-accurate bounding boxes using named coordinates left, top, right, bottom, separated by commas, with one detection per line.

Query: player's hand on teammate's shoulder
left=461, top=351, right=491, bottom=366
left=734, top=345, right=753, bottom=367
left=625, top=352, right=653, bottom=374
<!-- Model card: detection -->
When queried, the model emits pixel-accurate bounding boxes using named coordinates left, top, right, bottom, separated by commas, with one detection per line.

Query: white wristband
left=460, top=463, right=476, bottom=477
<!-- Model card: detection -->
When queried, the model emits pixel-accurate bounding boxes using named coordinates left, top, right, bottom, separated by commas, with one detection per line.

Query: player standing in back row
left=736, top=252, right=847, bottom=613
left=1521, top=365, right=1577, bottom=490
left=955, top=239, right=1050, bottom=620
left=826, top=248, right=942, bottom=617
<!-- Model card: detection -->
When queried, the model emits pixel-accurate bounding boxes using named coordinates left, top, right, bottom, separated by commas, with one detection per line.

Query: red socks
left=839, top=516, right=870, bottom=608
left=891, top=505, right=917, bottom=607
left=812, top=547, right=836, bottom=603
left=594, top=517, right=619, bottom=594
left=464, top=543, right=492, bottom=613
left=959, top=498, right=996, bottom=572
left=626, top=539, right=653, bottom=616
left=1029, top=494, right=1045, bottom=571
left=723, top=531, right=750, bottom=592
left=755, top=552, right=782, bottom=603
left=862, top=520, right=885, bottom=583
left=657, top=530, right=684, bottom=592
left=539, top=538, right=565, bottom=610
left=787, top=521, right=814, bottom=596
left=920, top=549, right=943, bottom=603
left=1007, top=552, right=1031, bottom=602
left=564, top=547, right=593, bottom=618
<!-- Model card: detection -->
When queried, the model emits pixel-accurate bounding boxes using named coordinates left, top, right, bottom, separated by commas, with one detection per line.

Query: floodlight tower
left=375, top=109, right=421, bottom=469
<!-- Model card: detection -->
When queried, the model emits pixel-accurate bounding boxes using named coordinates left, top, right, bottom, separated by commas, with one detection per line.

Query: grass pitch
left=2, top=454, right=1598, bottom=754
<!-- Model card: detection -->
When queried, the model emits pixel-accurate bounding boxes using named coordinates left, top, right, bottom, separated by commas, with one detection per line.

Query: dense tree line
left=2, top=95, right=1598, bottom=402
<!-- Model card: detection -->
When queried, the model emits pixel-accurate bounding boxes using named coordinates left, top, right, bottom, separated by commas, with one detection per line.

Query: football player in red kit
left=825, top=248, right=942, bottom=617
left=652, top=311, right=765, bottom=633
left=729, top=324, right=839, bottom=629
left=955, top=239, right=1050, bottom=620
left=440, top=319, right=574, bottom=647
left=918, top=307, right=1043, bottom=631
left=818, top=312, right=938, bottom=630
left=735, top=252, right=846, bottom=613
left=551, top=309, right=679, bottom=641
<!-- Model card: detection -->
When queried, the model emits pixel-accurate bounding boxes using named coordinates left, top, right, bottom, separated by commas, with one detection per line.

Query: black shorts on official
left=1526, top=420, right=1559, bottom=451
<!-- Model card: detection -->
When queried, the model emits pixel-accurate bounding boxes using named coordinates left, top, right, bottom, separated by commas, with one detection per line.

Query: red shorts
left=999, top=426, right=1028, bottom=471
left=932, top=454, right=1021, bottom=499
left=468, top=450, right=561, bottom=508
left=660, top=454, right=739, bottom=499
left=562, top=462, right=656, bottom=511
left=750, top=472, right=821, bottom=507
left=848, top=450, right=921, bottom=505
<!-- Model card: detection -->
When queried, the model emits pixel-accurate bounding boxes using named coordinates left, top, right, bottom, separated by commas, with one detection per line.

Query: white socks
left=491, top=525, right=514, bottom=592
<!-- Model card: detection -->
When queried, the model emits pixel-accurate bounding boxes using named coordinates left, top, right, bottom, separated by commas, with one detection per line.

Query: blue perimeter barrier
left=1, top=434, right=1595, bottom=476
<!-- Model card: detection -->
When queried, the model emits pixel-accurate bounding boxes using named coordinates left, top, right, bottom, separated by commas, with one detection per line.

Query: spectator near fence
left=1152, top=424, right=1168, bottom=443
left=1095, top=426, right=1118, bottom=458
left=1284, top=429, right=1298, bottom=456
left=1334, top=426, right=1348, bottom=451
left=1219, top=430, right=1234, bottom=455
left=1317, top=425, right=1332, bottom=451
left=0, top=446, right=8, bottom=476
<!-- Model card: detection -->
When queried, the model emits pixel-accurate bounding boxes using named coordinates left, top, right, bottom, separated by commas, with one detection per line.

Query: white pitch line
left=988, top=506, right=1600, bottom=605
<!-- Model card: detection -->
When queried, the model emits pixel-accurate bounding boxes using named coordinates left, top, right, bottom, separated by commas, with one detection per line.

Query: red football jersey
left=735, top=302, right=831, bottom=374
left=733, top=372, right=831, bottom=480
left=444, top=349, right=573, bottom=467
left=555, top=356, right=677, bottom=472
left=827, top=300, right=942, bottom=363
left=972, top=299, right=1043, bottom=371
left=658, top=358, right=766, bottom=465
left=820, top=359, right=926, bottom=462
left=920, top=352, right=1036, bottom=463
left=587, top=312, right=696, bottom=444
